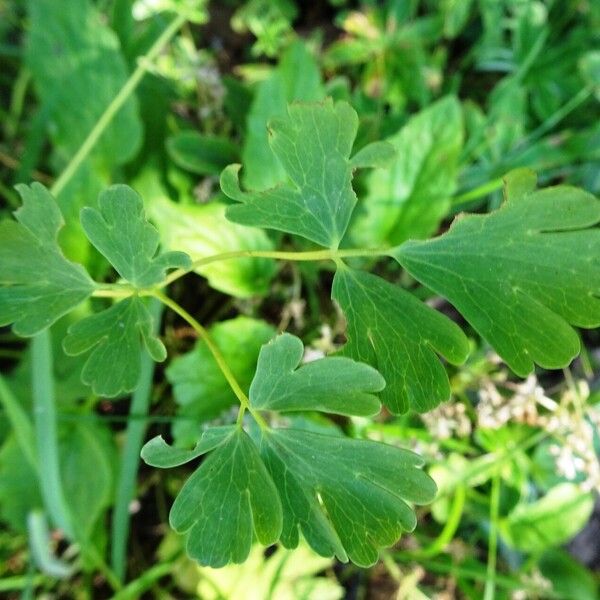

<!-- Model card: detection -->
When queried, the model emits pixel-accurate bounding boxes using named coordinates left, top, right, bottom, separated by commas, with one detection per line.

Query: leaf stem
left=163, top=247, right=389, bottom=286
left=50, top=14, right=186, bottom=197
left=111, top=299, right=163, bottom=582
left=152, top=291, right=268, bottom=430
left=483, top=472, right=501, bottom=600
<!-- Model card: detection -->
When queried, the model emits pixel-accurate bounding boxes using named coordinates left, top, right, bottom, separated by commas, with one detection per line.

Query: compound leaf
left=0, top=183, right=94, bottom=336
left=249, top=333, right=384, bottom=416
left=222, top=99, right=394, bottom=248
left=63, top=297, right=166, bottom=397
left=332, top=267, right=470, bottom=413
left=81, top=185, right=191, bottom=288
left=392, top=172, right=600, bottom=376
left=260, top=428, right=437, bottom=567
left=168, top=428, right=282, bottom=568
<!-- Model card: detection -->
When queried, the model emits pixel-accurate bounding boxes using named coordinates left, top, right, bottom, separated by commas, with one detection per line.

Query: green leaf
left=26, top=0, right=141, bottom=168
left=167, top=317, right=276, bottom=446
left=169, top=428, right=282, bottom=567
left=81, top=185, right=190, bottom=288
left=60, top=420, right=115, bottom=542
left=222, top=99, right=394, bottom=248
left=167, top=132, right=239, bottom=176
left=242, top=41, right=324, bottom=190
left=249, top=333, right=384, bottom=416
left=260, top=428, right=436, bottom=567
left=392, top=174, right=600, bottom=376
left=350, top=96, right=463, bottom=247
left=332, top=267, right=470, bottom=413
left=63, top=297, right=166, bottom=397
left=500, top=483, right=594, bottom=553
left=0, top=183, right=94, bottom=336
left=147, top=195, right=276, bottom=298
left=141, top=426, right=235, bottom=468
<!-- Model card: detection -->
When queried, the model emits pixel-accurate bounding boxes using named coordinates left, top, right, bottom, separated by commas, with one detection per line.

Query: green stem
left=162, top=247, right=389, bottom=286
left=31, top=331, right=73, bottom=538
left=483, top=472, right=501, bottom=600
left=111, top=299, right=163, bottom=582
left=152, top=291, right=268, bottom=429
left=452, top=178, right=504, bottom=206
left=419, top=485, right=466, bottom=558
left=50, top=14, right=185, bottom=197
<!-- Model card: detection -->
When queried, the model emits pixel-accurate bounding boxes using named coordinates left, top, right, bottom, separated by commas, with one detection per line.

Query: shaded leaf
left=0, top=183, right=94, bottom=336
left=261, top=428, right=436, bottom=567
left=81, top=185, right=190, bottom=288
left=167, top=132, right=239, bottom=176
left=250, top=333, right=384, bottom=416
left=332, top=267, right=469, bottom=413
left=141, top=426, right=235, bottom=468
left=169, top=428, right=282, bottom=568
left=63, top=297, right=166, bottom=397
left=223, top=99, right=393, bottom=247
left=392, top=173, right=600, bottom=376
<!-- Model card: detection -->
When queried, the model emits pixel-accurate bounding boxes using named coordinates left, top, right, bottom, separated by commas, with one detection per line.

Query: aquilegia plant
left=1, top=99, right=599, bottom=568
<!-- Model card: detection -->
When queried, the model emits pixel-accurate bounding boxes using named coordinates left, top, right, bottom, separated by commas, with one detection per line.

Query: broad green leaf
left=147, top=195, right=276, bottom=298
left=332, top=267, right=470, bottom=413
left=63, top=297, right=166, bottom=397
left=169, top=428, right=282, bottom=568
left=167, top=317, right=276, bottom=446
left=350, top=96, right=463, bottom=247
left=223, top=99, right=395, bottom=248
left=261, top=428, right=437, bottom=567
left=167, top=132, right=239, bottom=176
left=0, top=183, right=94, bottom=336
left=500, top=483, right=594, bottom=553
left=81, top=186, right=191, bottom=288
left=0, top=435, right=42, bottom=531
left=26, top=0, right=141, bottom=168
left=539, top=549, right=599, bottom=600
left=392, top=174, right=600, bottom=376
left=60, top=420, right=115, bottom=542
left=141, top=426, right=235, bottom=468
left=249, top=333, right=384, bottom=416
left=242, top=41, right=324, bottom=190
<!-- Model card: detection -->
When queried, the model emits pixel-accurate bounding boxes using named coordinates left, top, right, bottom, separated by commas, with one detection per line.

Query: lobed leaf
left=392, top=171, right=600, bottom=376
left=260, top=428, right=437, bottom=567
left=249, top=333, right=384, bottom=416
left=332, top=266, right=470, bottom=413
left=222, top=99, right=394, bottom=248
left=168, top=428, right=283, bottom=568
left=63, top=297, right=166, bottom=397
left=81, top=185, right=191, bottom=288
left=0, top=183, right=94, bottom=336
